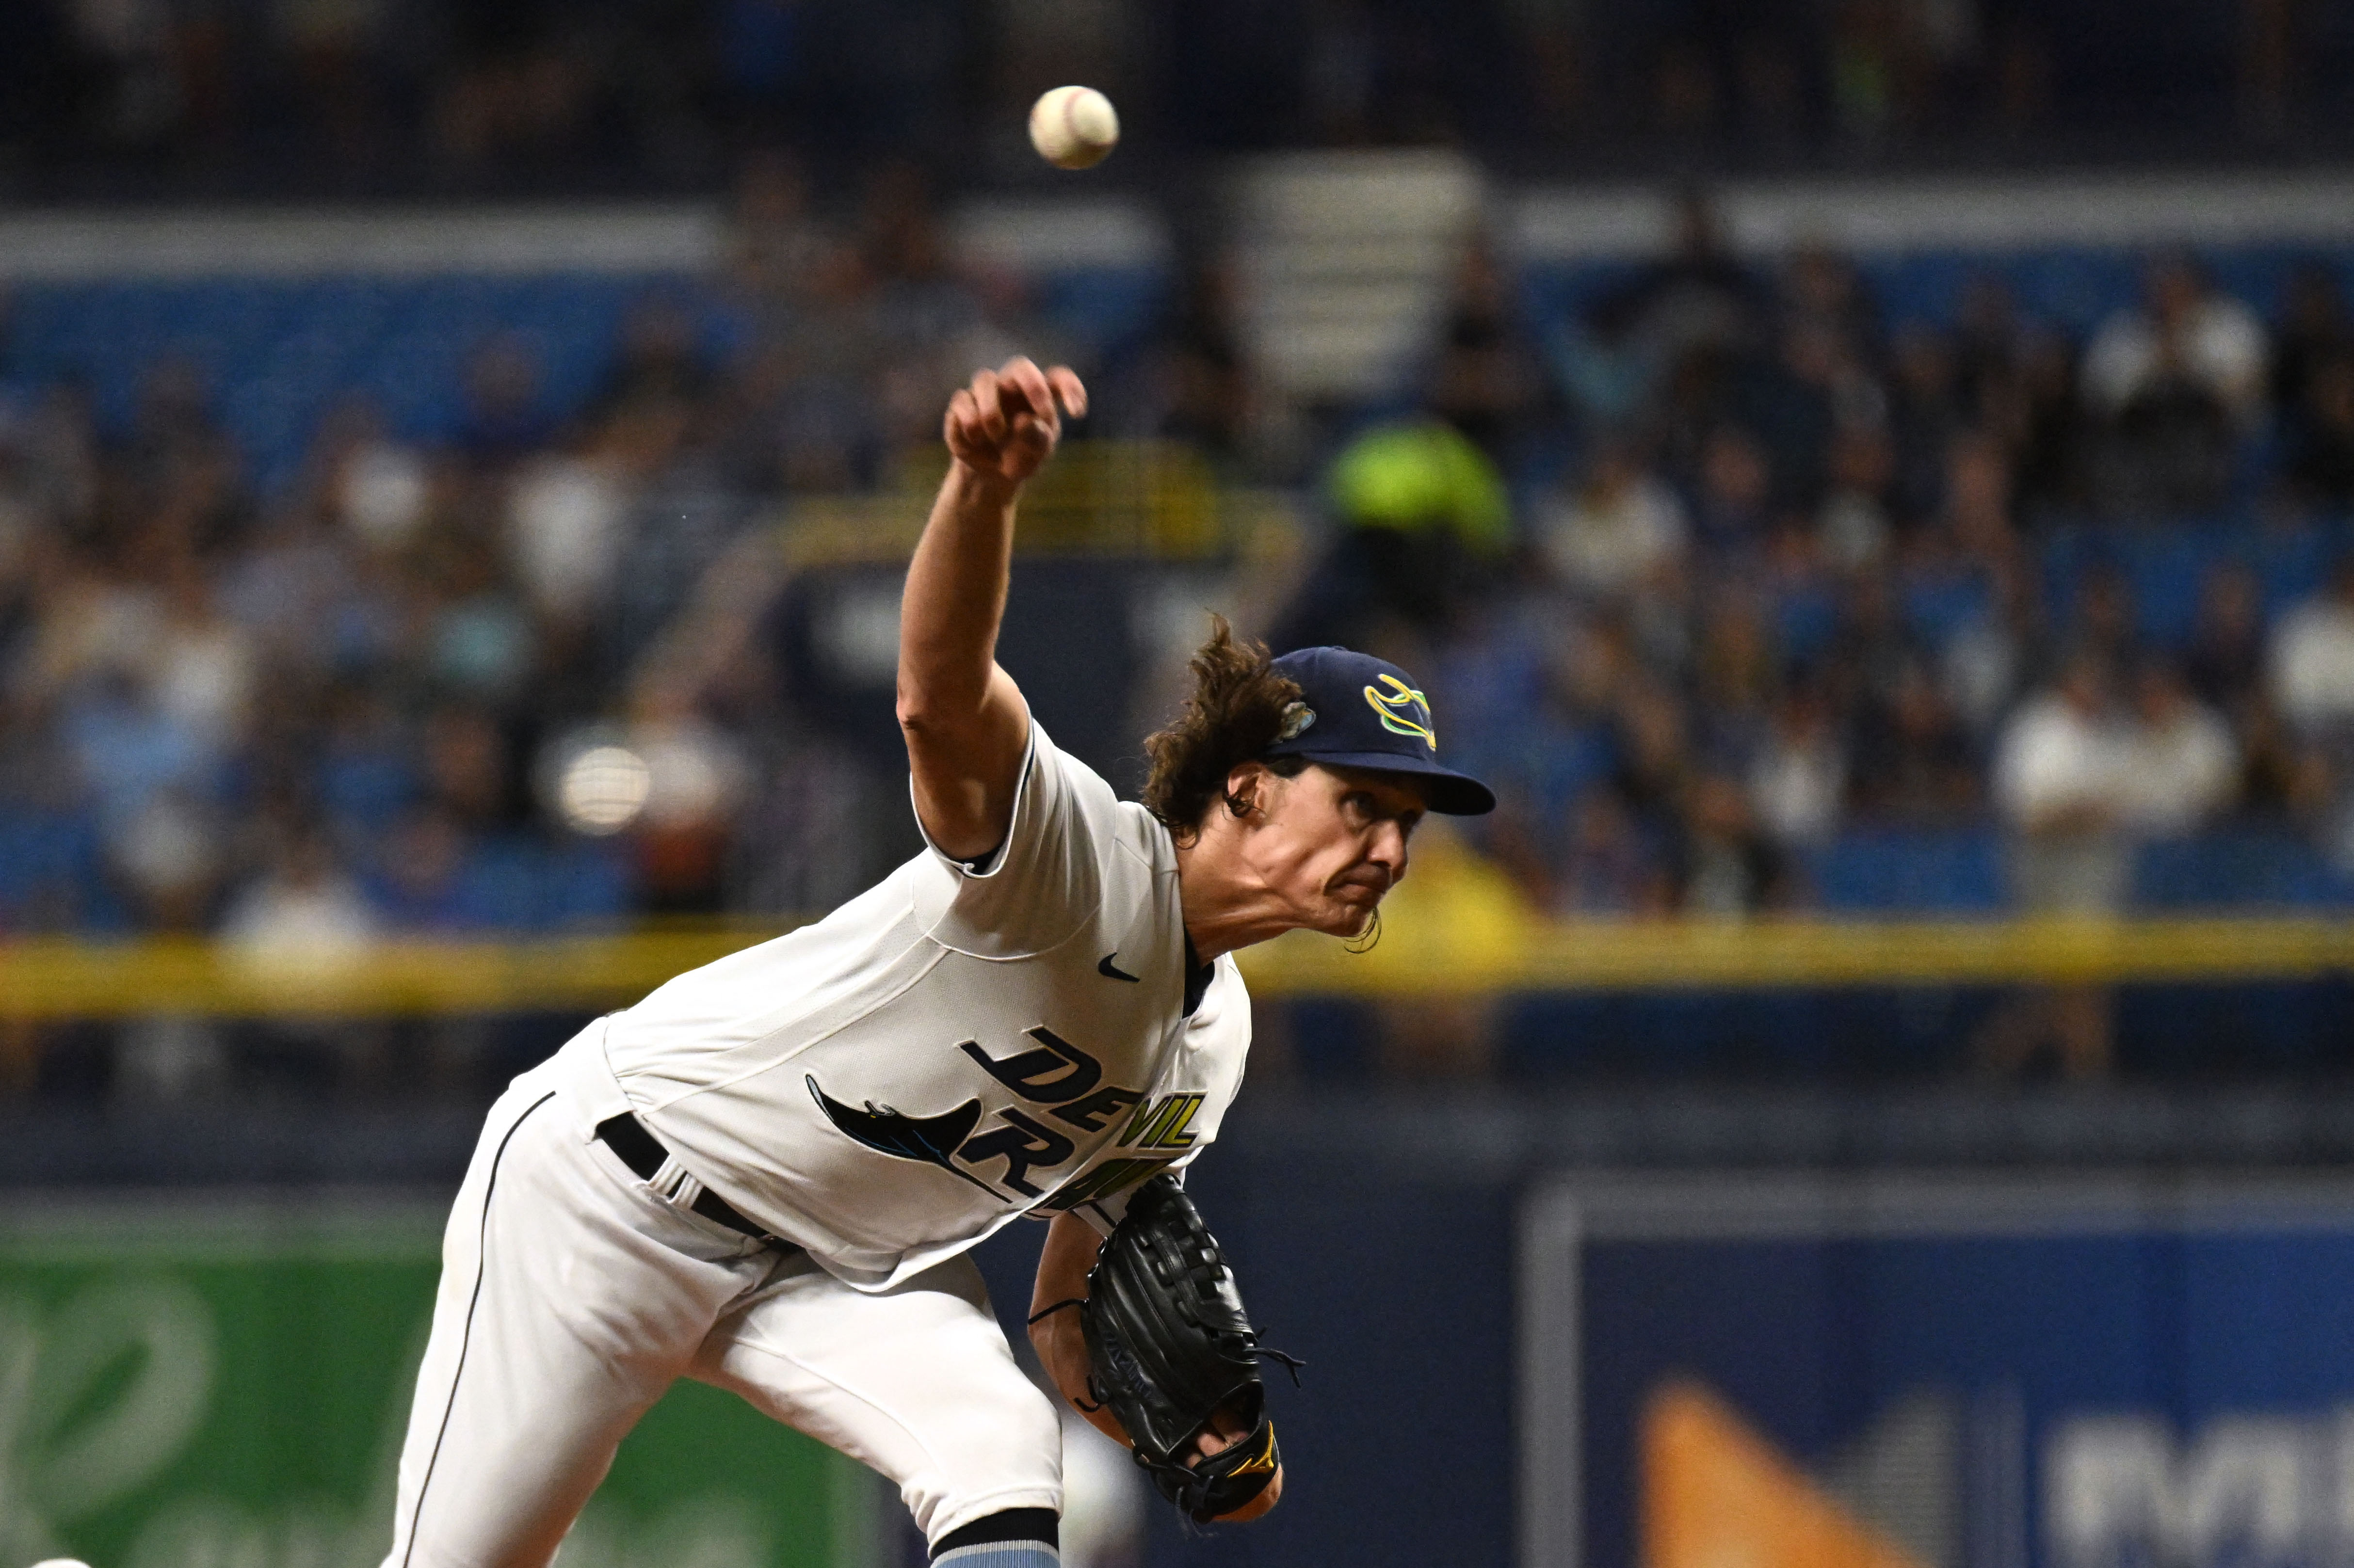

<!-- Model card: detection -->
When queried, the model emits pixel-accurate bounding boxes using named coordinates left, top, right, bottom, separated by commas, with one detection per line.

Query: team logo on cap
left=1363, top=674, right=1436, bottom=749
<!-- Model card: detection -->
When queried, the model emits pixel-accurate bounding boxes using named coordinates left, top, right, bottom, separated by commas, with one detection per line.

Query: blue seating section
left=1802, top=828, right=2010, bottom=913
left=5, top=244, right=2349, bottom=937
left=1032, top=266, right=1170, bottom=363
left=14, top=803, right=2334, bottom=931
left=31, top=243, right=2351, bottom=514
left=2132, top=830, right=2354, bottom=909
left=6, top=274, right=688, bottom=494
left=2039, top=520, right=2343, bottom=642
left=0, top=812, right=123, bottom=933
left=359, top=833, right=633, bottom=932
left=2, top=264, right=1172, bottom=497
left=1521, top=245, right=2354, bottom=348
left=0, top=810, right=626, bottom=938
left=1794, top=826, right=2354, bottom=914
left=13, top=242, right=2351, bottom=512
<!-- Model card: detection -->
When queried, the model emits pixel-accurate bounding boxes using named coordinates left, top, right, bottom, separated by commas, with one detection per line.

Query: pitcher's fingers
left=944, top=387, right=980, bottom=443
left=969, top=368, right=1007, bottom=441
left=1047, top=366, right=1089, bottom=420
left=1011, top=413, right=1055, bottom=458
left=998, top=354, right=1048, bottom=397
left=1000, top=357, right=1058, bottom=434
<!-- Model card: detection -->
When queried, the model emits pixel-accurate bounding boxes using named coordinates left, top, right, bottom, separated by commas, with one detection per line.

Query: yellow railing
left=1239, top=915, right=2354, bottom=995
left=0, top=930, right=773, bottom=1021
left=779, top=442, right=1297, bottom=563
left=3, top=918, right=2353, bottom=1020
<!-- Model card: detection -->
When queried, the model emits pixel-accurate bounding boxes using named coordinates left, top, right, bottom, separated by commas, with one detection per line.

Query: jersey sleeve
left=909, top=719, right=1116, bottom=959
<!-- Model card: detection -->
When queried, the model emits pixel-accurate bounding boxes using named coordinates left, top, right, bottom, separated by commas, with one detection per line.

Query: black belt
left=596, top=1112, right=787, bottom=1247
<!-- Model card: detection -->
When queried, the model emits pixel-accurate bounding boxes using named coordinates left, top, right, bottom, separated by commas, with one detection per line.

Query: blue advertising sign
left=1519, top=1175, right=2354, bottom=1568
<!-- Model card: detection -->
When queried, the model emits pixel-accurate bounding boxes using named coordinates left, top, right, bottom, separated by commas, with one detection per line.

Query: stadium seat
left=1804, top=829, right=2009, bottom=913
left=2131, top=830, right=2353, bottom=910
left=0, top=810, right=118, bottom=933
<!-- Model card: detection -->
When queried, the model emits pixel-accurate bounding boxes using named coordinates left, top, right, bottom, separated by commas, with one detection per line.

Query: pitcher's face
left=1240, top=764, right=1427, bottom=939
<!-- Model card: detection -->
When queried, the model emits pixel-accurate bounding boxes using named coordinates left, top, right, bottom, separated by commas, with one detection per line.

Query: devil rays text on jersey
left=806, top=1022, right=1207, bottom=1208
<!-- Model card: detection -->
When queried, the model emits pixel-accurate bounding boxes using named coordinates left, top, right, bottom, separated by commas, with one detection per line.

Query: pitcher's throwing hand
left=945, top=356, right=1087, bottom=489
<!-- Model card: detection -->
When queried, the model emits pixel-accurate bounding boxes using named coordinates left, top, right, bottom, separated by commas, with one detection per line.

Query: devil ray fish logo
left=1363, top=673, right=1435, bottom=749
left=805, top=1077, right=997, bottom=1194
left=808, top=1026, right=1158, bottom=1200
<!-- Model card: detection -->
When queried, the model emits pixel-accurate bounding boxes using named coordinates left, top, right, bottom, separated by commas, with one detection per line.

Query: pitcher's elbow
left=894, top=685, right=934, bottom=735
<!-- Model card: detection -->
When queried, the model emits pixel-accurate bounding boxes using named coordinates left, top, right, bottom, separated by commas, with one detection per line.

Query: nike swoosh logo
left=1098, top=952, right=1142, bottom=983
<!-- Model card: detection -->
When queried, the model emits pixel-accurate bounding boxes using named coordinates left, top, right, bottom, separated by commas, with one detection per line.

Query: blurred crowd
left=11, top=163, right=2354, bottom=986
left=0, top=157, right=1211, bottom=960
left=1290, top=200, right=2354, bottom=927
left=2, top=0, right=2348, bottom=194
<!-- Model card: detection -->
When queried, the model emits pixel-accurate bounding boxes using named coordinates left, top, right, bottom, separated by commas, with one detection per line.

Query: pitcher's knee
left=902, top=1382, right=1063, bottom=1545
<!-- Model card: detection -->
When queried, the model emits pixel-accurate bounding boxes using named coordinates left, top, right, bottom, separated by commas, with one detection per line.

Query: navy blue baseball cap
left=1261, top=646, right=1496, bottom=815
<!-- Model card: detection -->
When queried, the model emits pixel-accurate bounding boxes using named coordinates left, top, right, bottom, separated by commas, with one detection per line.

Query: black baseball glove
left=1076, top=1174, right=1301, bottom=1522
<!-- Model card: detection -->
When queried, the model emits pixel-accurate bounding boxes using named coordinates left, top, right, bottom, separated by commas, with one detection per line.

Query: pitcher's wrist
left=947, top=458, right=1022, bottom=508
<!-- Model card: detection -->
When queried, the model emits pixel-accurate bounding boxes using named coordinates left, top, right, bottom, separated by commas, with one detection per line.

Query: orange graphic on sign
left=1642, top=1379, right=1927, bottom=1568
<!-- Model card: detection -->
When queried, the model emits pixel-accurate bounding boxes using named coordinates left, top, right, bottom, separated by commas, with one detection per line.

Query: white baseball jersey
left=598, top=720, right=1253, bottom=1292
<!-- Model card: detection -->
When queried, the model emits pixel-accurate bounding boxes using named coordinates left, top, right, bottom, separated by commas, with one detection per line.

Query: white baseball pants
left=381, top=1044, right=1063, bottom=1568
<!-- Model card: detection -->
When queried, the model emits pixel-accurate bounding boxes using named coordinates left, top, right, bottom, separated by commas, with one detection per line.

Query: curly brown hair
left=1140, top=617, right=1306, bottom=836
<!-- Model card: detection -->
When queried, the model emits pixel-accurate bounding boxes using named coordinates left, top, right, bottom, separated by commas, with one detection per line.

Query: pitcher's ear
left=1223, top=761, right=1269, bottom=820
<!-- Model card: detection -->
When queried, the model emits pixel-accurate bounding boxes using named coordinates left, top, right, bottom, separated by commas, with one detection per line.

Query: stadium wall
left=12, top=1088, right=2354, bottom=1568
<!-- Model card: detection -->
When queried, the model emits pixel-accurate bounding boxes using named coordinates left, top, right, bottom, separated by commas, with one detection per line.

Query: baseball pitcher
left=381, top=357, right=1495, bottom=1568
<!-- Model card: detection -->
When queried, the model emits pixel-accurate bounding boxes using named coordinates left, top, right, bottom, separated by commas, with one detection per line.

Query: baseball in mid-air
left=31, top=1559, right=95, bottom=1567
left=1029, top=86, right=1119, bottom=170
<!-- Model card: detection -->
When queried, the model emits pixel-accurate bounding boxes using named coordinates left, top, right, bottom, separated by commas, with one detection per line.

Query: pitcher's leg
left=692, top=1253, right=1064, bottom=1547
left=383, top=1078, right=760, bottom=1568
